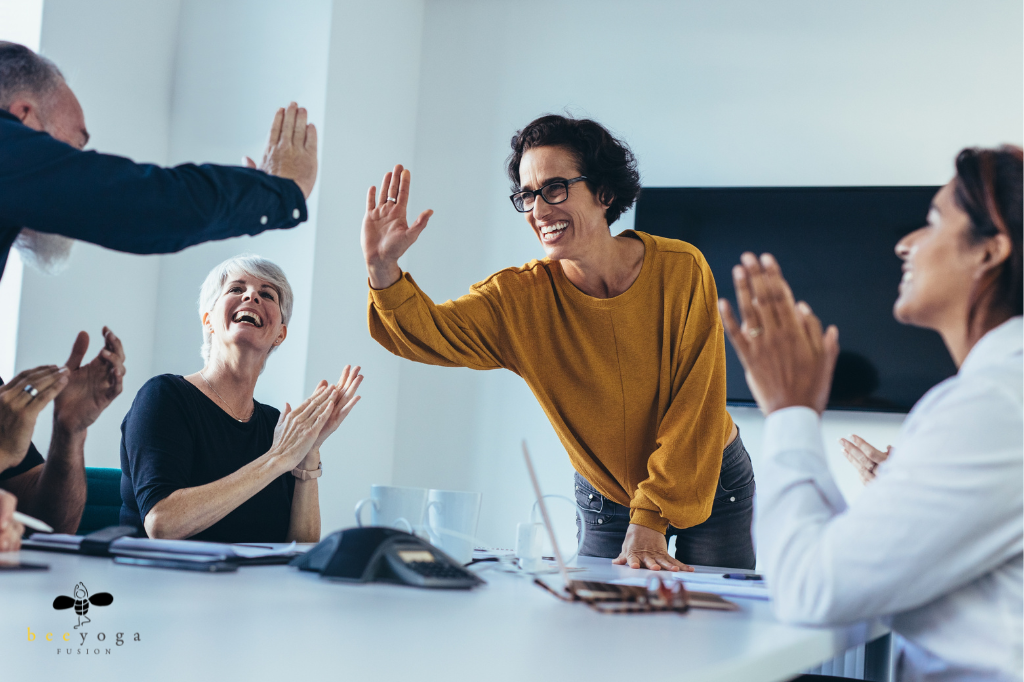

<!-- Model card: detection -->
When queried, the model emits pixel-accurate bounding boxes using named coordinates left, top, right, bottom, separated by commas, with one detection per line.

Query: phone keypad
left=407, top=561, right=468, bottom=579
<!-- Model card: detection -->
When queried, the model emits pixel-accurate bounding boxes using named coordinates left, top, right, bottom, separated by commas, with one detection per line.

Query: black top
left=119, top=375, right=294, bottom=543
left=0, top=376, right=45, bottom=482
left=0, top=109, right=307, bottom=279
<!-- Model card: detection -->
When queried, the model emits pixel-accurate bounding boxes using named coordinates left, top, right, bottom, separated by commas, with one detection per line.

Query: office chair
left=77, top=467, right=123, bottom=535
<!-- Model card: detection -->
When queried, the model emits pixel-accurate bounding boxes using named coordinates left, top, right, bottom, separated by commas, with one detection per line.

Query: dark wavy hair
left=953, top=145, right=1023, bottom=316
left=506, top=114, right=641, bottom=226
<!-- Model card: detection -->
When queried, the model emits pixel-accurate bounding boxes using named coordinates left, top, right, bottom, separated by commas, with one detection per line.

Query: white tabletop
left=1, top=549, right=887, bottom=682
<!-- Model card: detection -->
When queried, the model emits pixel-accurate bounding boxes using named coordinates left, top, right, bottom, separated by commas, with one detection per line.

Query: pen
left=13, top=511, right=53, bottom=534
left=723, top=573, right=763, bottom=581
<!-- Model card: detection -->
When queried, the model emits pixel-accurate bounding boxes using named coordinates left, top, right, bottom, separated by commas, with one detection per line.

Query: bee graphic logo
left=52, top=582, right=114, bottom=629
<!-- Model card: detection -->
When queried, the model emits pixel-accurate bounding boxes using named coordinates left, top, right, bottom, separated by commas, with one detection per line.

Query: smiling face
left=893, top=181, right=982, bottom=331
left=203, top=273, right=287, bottom=359
left=518, top=145, right=611, bottom=260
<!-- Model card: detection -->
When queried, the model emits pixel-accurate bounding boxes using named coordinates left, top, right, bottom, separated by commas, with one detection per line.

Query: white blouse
left=758, top=317, right=1023, bottom=682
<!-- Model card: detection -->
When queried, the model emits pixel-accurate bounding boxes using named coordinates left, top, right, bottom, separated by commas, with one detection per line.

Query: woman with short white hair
left=119, top=254, right=362, bottom=542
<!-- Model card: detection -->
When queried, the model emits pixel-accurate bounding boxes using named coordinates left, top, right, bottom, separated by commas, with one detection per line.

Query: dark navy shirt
left=0, top=108, right=307, bottom=279
left=120, top=375, right=294, bottom=543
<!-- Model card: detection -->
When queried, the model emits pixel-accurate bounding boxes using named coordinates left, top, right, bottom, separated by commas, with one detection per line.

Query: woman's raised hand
left=270, top=385, right=337, bottom=471
left=361, top=164, right=434, bottom=289
left=839, top=435, right=891, bottom=484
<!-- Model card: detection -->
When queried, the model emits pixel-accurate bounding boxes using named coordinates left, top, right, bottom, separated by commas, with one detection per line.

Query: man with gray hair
left=0, top=41, right=319, bottom=546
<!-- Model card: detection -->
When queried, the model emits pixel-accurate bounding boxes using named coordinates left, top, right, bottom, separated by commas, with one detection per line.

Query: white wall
left=390, top=0, right=1023, bottom=549
left=150, top=0, right=333, bottom=409
left=304, top=0, right=426, bottom=534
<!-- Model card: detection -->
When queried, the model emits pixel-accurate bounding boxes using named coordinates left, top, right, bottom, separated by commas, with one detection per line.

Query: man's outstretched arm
left=0, top=102, right=317, bottom=257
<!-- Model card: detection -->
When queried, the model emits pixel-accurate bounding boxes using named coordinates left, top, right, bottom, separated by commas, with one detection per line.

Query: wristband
left=292, top=461, right=322, bottom=480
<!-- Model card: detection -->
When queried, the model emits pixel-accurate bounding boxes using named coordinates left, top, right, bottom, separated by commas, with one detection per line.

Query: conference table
left=1, top=547, right=889, bottom=682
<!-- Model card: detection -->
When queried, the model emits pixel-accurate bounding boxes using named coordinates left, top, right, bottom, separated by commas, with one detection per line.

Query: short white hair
left=198, top=254, right=293, bottom=363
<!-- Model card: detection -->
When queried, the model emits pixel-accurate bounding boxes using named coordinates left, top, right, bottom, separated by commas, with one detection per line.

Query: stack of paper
left=611, top=572, right=770, bottom=601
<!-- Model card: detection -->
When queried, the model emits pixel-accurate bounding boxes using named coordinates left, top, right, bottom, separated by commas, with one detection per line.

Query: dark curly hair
left=953, top=145, right=1023, bottom=316
left=506, top=114, right=641, bottom=226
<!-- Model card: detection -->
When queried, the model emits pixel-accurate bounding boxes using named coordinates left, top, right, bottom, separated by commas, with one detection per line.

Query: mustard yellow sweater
left=367, top=230, right=733, bottom=532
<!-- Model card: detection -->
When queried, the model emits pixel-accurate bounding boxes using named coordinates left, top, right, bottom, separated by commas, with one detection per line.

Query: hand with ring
left=361, top=163, right=434, bottom=290
left=839, top=435, right=892, bottom=484
left=718, top=252, right=840, bottom=416
left=0, top=365, right=70, bottom=472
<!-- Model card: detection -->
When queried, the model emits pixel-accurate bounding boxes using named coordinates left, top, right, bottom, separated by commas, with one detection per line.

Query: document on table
left=25, top=534, right=305, bottom=560
left=611, top=572, right=770, bottom=601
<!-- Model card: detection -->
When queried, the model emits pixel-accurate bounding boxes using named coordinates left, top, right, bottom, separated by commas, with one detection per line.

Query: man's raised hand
left=245, top=102, right=318, bottom=199
left=362, top=164, right=434, bottom=289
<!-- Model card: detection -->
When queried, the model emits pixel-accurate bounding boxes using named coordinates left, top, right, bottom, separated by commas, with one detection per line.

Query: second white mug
left=426, top=489, right=482, bottom=565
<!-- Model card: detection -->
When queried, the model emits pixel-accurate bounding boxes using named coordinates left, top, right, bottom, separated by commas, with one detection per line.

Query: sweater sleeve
left=629, top=262, right=732, bottom=533
left=367, top=272, right=512, bottom=371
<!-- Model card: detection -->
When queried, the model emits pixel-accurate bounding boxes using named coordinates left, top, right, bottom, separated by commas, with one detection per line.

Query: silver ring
left=23, top=384, right=38, bottom=398
left=386, top=197, right=397, bottom=203
left=746, top=327, right=764, bottom=338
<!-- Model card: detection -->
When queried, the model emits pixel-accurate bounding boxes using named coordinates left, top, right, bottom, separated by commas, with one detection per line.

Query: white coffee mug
left=426, top=489, right=482, bottom=565
left=354, top=485, right=428, bottom=533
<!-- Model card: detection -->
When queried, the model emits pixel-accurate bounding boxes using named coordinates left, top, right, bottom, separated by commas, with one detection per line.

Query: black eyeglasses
left=509, top=176, right=588, bottom=213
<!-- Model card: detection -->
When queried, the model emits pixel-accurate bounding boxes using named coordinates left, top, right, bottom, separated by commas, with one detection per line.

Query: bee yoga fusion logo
left=26, top=581, right=141, bottom=656
left=53, top=582, right=113, bottom=629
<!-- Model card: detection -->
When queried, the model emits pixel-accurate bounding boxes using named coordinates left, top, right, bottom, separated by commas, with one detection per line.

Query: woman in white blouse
left=719, top=145, right=1022, bottom=682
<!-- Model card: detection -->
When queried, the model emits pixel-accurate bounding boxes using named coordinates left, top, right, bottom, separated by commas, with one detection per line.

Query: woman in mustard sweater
left=361, top=115, right=754, bottom=571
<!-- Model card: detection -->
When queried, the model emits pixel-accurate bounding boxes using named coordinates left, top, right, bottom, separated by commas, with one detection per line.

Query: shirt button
left=260, top=215, right=268, bottom=225
left=730, top=496, right=736, bottom=502
left=597, top=518, right=603, bottom=525
left=292, top=208, right=300, bottom=219
left=588, top=494, right=593, bottom=500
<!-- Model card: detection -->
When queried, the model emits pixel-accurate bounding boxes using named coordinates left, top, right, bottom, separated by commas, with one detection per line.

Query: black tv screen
left=634, top=186, right=957, bottom=413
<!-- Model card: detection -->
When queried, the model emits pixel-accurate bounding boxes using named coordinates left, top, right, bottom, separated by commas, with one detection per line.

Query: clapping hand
left=303, top=365, right=363, bottom=463
left=840, top=435, right=891, bottom=484
left=718, top=253, right=840, bottom=416
left=0, top=365, right=69, bottom=471
left=54, top=328, right=126, bottom=435
left=270, top=386, right=338, bottom=471
left=362, top=164, right=434, bottom=289
left=244, top=102, right=318, bottom=199
left=0, top=490, right=24, bottom=552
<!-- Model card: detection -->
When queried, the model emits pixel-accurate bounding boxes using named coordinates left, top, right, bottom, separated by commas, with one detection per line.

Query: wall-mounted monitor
left=634, top=186, right=956, bottom=413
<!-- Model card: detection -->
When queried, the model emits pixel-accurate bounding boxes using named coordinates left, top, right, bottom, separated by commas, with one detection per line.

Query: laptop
left=521, top=440, right=738, bottom=613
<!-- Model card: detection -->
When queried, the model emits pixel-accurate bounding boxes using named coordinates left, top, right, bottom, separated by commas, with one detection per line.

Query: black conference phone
left=291, top=527, right=484, bottom=589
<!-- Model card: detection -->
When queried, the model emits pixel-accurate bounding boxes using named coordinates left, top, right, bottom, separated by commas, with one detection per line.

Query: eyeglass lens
left=515, top=182, right=569, bottom=212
